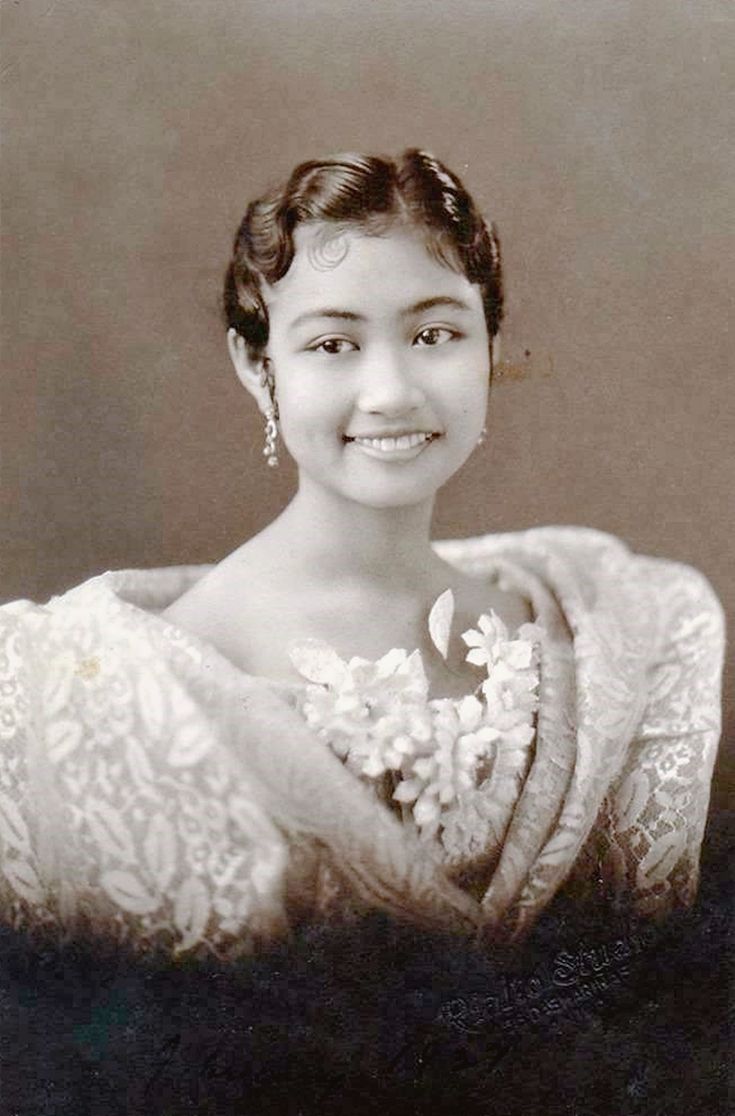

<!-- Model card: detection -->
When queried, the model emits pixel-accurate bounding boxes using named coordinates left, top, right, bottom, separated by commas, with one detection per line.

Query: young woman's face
left=262, top=223, right=491, bottom=510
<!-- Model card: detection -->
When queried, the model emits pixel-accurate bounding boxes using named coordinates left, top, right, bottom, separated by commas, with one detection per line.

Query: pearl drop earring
left=262, top=407, right=279, bottom=468
left=259, top=364, right=280, bottom=469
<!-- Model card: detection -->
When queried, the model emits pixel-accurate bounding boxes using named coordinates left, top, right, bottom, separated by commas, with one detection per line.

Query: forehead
left=264, top=223, right=483, bottom=323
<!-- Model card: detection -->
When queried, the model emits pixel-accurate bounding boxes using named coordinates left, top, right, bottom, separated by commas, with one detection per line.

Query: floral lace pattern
left=0, top=528, right=725, bottom=953
left=0, top=589, right=292, bottom=959
left=435, top=529, right=724, bottom=936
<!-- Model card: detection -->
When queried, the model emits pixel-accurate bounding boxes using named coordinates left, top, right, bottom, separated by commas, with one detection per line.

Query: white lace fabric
left=0, top=528, right=725, bottom=955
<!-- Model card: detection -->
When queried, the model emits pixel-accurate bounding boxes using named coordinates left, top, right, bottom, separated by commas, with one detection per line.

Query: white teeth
left=352, top=433, right=431, bottom=451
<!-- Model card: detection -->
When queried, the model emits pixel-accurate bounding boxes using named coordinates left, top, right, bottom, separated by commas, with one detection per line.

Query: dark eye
left=312, top=338, right=358, bottom=355
left=414, top=326, right=456, bottom=347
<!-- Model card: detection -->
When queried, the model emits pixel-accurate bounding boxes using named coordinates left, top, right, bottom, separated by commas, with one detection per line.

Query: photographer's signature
left=438, top=926, right=656, bottom=1037
left=132, top=925, right=657, bottom=1101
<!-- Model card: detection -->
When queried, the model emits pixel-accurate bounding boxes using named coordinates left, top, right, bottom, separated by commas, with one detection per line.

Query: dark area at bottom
left=1, top=811, right=731, bottom=1116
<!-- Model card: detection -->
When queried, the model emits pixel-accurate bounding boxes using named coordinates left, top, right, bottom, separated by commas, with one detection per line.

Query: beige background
left=2, top=0, right=732, bottom=808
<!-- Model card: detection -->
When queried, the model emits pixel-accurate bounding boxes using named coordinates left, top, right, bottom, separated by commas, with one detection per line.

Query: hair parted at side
left=223, top=149, right=503, bottom=357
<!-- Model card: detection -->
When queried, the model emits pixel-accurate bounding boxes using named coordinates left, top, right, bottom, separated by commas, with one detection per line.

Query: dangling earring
left=259, top=362, right=280, bottom=468
left=476, top=426, right=488, bottom=447
left=262, top=405, right=279, bottom=468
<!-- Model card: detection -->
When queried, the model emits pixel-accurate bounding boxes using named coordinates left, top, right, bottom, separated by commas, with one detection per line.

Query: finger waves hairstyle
left=223, top=149, right=503, bottom=358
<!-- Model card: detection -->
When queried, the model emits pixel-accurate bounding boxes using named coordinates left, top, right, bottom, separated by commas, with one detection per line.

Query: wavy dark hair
left=223, top=149, right=503, bottom=358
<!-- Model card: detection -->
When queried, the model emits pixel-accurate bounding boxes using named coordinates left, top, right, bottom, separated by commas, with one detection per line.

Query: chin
left=298, top=449, right=474, bottom=510
left=341, top=477, right=449, bottom=510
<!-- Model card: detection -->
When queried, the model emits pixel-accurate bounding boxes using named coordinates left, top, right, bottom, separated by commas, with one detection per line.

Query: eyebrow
left=290, top=308, right=364, bottom=331
left=289, top=296, right=472, bottom=332
left=402, top=297, right=473, bottom=317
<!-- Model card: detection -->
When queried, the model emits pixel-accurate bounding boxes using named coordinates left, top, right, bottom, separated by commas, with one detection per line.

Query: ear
left=227, top=328, right=272, bottom=415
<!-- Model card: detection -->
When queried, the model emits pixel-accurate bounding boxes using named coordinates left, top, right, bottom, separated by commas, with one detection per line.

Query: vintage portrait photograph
left=1, top=0, right=732, bottom=1112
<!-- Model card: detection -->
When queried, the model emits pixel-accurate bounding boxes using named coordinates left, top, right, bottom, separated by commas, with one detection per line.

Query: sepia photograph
left=1, top=1, right=732, bottom=1112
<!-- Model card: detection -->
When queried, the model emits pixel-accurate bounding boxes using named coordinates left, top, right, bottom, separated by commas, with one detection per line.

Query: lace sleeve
left=0, top=589, right=480, bottom=955
left=584, top=560, right=725, bottom=916
left=0, top=603, right=64, bottom=933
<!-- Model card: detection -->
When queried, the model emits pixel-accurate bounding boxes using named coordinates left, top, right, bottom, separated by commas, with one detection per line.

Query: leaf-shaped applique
left=101, top=869, right=158, bottom=915
left=144, top=813, right=177, bottom=892
left=86, top=798, right=135, bottom=864
left=636, top=830, right=686, bottom=888
left=288, top=639, right=347, bottom=686
left=616, top=772, right=650, bottom=831
left=0, top=792, right=31, bottom=854
left=428, top=589, right=454, bottom=661
left=47, top=719, right=83, bottom=763
left=174, top=876, right=210, bottom=951
left=138, top=673, right=167, bottom=739
left=167, top=721, right=211, bottom=767
left=4, top=856, right=44, bottom=904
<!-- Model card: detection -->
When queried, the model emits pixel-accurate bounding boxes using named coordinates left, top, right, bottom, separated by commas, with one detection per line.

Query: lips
left=347, top=432, right=437, bottom=452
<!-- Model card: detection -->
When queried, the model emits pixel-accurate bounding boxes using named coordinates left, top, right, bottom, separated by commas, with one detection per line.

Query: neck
left=268, top=475, right=440, bottom=592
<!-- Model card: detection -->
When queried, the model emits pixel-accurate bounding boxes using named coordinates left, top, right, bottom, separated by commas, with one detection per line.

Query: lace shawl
left=0, top=527, right=724, bottom=955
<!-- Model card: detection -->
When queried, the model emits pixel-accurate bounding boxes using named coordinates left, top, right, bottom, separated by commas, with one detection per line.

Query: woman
left=0, top=149, right=725, bottom=959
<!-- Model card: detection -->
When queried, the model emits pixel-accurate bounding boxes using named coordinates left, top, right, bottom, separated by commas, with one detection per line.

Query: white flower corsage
left=289, top=590, right=541, bottom=840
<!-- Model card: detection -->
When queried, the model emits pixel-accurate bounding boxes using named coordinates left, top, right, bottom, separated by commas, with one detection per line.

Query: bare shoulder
left=160, top=538, right=271, bottom=640
left=159, top=535, right=314, bottom=676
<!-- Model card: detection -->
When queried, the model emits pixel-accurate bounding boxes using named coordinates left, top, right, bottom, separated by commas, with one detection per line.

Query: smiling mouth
left=344, top=432, right=440, bottom=452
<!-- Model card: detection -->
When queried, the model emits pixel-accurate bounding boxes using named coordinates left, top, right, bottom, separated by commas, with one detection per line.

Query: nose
left=356, top=345, right=426, bottom=416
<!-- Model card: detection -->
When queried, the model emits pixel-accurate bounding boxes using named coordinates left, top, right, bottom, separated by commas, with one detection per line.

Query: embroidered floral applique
left=289, top=592, right=543, bottom=841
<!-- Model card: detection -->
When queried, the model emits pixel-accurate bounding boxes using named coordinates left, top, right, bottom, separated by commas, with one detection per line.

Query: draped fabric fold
left=220, top=677, right=482, bottom=933
left=475, top=562, right=579, bottom=932
left=0, top=527, right=724, bottom=955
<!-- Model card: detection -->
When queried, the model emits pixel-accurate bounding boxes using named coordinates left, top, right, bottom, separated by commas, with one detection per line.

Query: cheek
left=276, top=382, right=346, bottom=446
left=439, top=366, right=489, bottom=423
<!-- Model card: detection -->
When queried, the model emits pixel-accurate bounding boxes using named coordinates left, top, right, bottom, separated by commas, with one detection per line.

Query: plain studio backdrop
left=1, top=0, right=732, bottom=811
